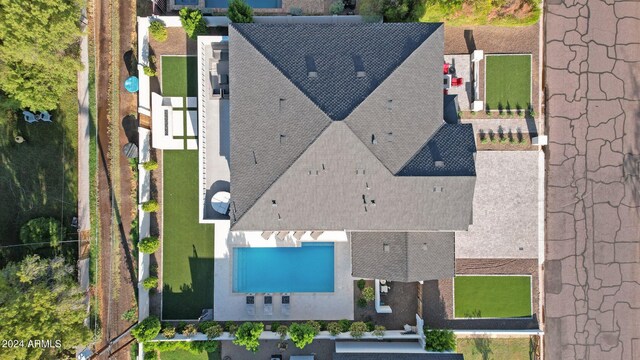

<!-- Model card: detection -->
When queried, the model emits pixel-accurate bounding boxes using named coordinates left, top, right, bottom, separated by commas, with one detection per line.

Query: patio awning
left=350, top=232, right=455, bottom=282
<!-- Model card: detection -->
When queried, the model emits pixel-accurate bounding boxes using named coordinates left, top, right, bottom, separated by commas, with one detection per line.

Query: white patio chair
left=22, top=111, right=37, bottom=124
left=261, top=231, right=273, bottom=240
left=38, top=111, right=52, bottom=122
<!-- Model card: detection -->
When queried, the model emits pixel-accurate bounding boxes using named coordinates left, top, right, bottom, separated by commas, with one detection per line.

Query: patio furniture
left=246, top=295, right=256, bottom=316
left=264, top=295, right=273, bottom=316
left=381, top=285, right=390, bottom=293
left=380, top=279, right=386, bottom=285
left=38, top=111, right=52, bottom=122
left=281, top=295, right=290, bottom=316
left=275, top=231, right=288, bottom=241
left=451, top=77, right=464, bottom=87
left=310, top=231, right=323, bottom=240
left=293, top=231, right=305, bottom=240
left=261, top=231, right=273, bottom=240
left=23, top=111, right=37, bottom=124
left=211, top=191, right=230, bottom=215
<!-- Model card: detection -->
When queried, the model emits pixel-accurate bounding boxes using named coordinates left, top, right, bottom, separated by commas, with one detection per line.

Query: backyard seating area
left=22, top=110, right=53, bottom=124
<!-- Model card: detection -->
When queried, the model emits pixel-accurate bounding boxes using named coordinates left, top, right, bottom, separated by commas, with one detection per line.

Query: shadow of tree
left=473, top=337, right=493, bottom=360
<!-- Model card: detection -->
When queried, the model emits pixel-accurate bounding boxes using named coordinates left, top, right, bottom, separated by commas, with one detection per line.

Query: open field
left=0, top=91, right=78, bottom=265
left=162, top=150, right=215, bottom=319
left=454, top=275, right=532, bottom=318
left=484, top=55, right=532, bottom=111
left=457, top=337, right=533, bottom=360
left=161, top=56, right=198, bottom=97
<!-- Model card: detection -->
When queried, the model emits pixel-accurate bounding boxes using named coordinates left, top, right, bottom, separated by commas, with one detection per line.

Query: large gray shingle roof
left=350, top=231, right=455, bottom=282
left=228, top=23, right=475, bottom=231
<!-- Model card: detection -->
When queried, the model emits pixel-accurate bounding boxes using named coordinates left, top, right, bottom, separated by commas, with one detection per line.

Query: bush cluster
left=424, top=327, right=456, bottom=352
left=233, top=322, right=263, bottom=352
left=142, top=276, right=158, bottom=290
left=138, top=236, right=160, bottom=254
left=142, top=199, right=159, bottom=212
left=149, top=21, right=168, bottom=42
left=131, top=316, right=161, bottom=342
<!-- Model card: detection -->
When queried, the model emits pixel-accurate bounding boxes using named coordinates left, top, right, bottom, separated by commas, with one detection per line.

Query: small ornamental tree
left=138, top=236, right=160, bottom=254
left=349, top=321, right=368, bottom=339
left=327, top=322, right=342, bottom=336
left=149, top=20, right=168, bottom=42
left=424, top=327, right=456, bottom=352
left=179, top=8, right=207, bottom=39
left=20, top=217, right=63, bottom=249
left=205, top=323, right=224, bottom=339
left=142, top=199, right=159, bottom=212
left=143, top=160, right=159, bottom=171
left=288, top=322, right=319, bottom=349
left=131, top=316, right=161, bottom=342
left=338, top=319, right=351, bottom=333
left=226, top=321, right=238, bottom=335
left=233, top=322, right=264, bottom=353
left=362, top=286, right=375, bottom=302
left=373, top=325, right=386, bottom=338
left=357, top=279, right=366, bottom=290
left=142, top=276, right=158, bottom=290
left=330, top=0, right=345, bottom=14
left=276, top=325, right=288, bottom=340
left=143, top=66, right=156, bottom=77
left=162, top=325, right=176, bottom=339
left=228, top=0, right=254, bottom=23
left=182, top=323, right=197, bottom=337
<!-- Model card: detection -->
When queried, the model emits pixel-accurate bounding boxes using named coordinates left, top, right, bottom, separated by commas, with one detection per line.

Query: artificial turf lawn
left=160, top=350, right=220, bottom=360
left=161, top=56, right=198, bottom=97
left=454, top=276, right=532, bottom=318
left=456, top=337, right=532, bottom=360
left=162, top=150, right=215, bottom=319
left=484, top=55, right=532, bottom=111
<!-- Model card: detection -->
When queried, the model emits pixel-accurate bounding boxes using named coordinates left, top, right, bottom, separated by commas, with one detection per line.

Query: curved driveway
left=545, top=0, right=640, bottom=359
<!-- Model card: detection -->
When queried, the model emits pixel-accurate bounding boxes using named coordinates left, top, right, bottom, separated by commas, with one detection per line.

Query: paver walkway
left=545, top=0, right=640, bottom=359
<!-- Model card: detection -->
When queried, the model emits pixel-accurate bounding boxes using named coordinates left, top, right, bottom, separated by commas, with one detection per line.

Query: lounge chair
left=38, top=111, right=52, bottom=122
left=275, top=231, right=288, bottom=241
left=381, top=285, right=390, bottom=293
left=281, top=295, right=290, bottom=316
left=293, top=231, right=305, bottom=240
left=310, top=231, right=323, bottom=240
left=246, top=295, right=255, bottom=316
left=264, top=295, right=273, bottom=316
left=22, top=111, right=37, bottom=124
left=261, top=231, right=273, bottom=240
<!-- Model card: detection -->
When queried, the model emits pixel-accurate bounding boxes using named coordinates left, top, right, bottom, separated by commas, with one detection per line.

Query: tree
left=424, top=327, right=456, bottom=352
left=228, top=0, right=254, bottom=23
left=19, top=217, right=64, bottom=249
left=349, top=321, right=368, bottom=339
left=0, top=255, right=91, bottom=359
left=330, top=0, right=345, bottom=14
left=0, top=0, right=83, bottom=110
left=357, top=0, right=425, bottom=22
left=138, top=236, right=160, bottom=254
left=179, top=8, right=207, bottom=39
left=148, top=20, right=168, bottom=42
left=131, top=316, right=161, bottom=342
left=288, top=322, right=319, bottom=349
left=233, top=322, right=263, bottom=352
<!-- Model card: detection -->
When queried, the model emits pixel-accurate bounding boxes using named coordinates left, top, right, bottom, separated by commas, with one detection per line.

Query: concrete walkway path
left=545, top=0, right=640, bottom=359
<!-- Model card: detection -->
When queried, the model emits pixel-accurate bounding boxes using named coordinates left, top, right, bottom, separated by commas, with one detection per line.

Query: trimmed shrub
left=149, top=20, right=168, bottom=42
left=365, top=321, right=375, bottom=332
left=288, top=322, right=319, bottom=349
left=205, top=323, right=224, bottom=339
left=142, top=199, right=159, bottom=212
left=198, top=320, right=216, bottom=333
left=330, top=0, right=345, bottom=14
left=233, top=322, right=264, bottom=353
left=183, top=323, right=197, bottom=337
left=143, top=66, right=156, bottom=77
left=131, top=316, right=161, bottom=342
left=138, top=236, right=160, bottom=254
left=162, top=325, right=176, bottom=339
left=338, top=319, right=351, bottom=333
left=327, top=322, right=342, bottom=336
left=373, top=325, right=386, bottom=338
left=424, top=327, right=456, bottom=352
left=362, top=286, right=375, bottom=302
left=307, top=320, right=321, bottom=334
left=20, top=217, right=63, bottom=249
left=226, top=321, right=238, bottom=335
left=270, top=321, right=281, bottom=333
left=142, top=276, right=158, bottom=290
left=349, top=321, right=368, bottom=339
left=357, top=298, right=367, bottom=308
left=276, top=325, right=288, bottom=340
left=228, top=0, right=254, bottom=23
left=289, top=7, right=303, bottom=15
left=357, top=279, right=366, bottom=290
left=179, top=8, right=207, bottom=39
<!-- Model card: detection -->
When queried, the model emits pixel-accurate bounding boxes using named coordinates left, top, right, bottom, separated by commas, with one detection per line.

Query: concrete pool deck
left=213, top=224, right=355, bottom=321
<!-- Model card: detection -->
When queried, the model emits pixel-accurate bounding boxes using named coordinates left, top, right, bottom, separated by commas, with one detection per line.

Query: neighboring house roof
left=333, top=353, right=464, bottom=360
left=350, top=231, right=455, bottom=282
left=228, top=23, right=476, bottom=231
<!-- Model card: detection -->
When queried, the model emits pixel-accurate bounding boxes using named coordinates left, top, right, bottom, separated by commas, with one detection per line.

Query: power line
left=0, top=239, right=90, bottom=249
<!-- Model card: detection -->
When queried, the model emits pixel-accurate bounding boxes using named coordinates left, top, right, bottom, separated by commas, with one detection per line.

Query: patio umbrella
left=124, top=76, right=139, bottom=93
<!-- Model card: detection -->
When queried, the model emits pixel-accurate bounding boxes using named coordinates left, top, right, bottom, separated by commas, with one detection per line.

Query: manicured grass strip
left=456, top=337, right=532, bottom=360
left=161, top=56, right=198, bottom=97
left=485, top=55, right=532, bottom=111
left=454, top=276, right=531, bottom=318
left=160, top=349, right=220, bottom=360
left=162, top=150, right=214, bottom=319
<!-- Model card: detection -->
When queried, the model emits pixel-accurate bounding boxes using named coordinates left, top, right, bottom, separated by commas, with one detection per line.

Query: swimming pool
left=233, top=242, right=334, bottom=293
left=205, top=0, right=282, bottom=8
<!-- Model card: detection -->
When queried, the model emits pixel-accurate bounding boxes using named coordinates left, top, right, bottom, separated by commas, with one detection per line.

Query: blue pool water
left=206, top=0, right=282, bottom=8
left=233, top=242, right=334, bottom=293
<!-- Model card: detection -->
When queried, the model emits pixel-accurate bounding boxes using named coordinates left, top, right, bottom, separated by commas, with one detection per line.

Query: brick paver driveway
left=545, top=0, right=640, bottom=359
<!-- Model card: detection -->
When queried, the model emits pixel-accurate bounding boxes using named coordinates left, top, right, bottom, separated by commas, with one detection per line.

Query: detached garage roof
left=350, top=231, right=455, bottom=282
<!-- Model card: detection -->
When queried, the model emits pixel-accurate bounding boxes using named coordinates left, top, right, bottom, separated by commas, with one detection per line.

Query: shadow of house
left=122, top=114, right=139, bottom=144
left=162, top=256, right=215, bottom=320
left=124, top=49, right=138, bottom=77
left=464, top=29, right=476, bottom=53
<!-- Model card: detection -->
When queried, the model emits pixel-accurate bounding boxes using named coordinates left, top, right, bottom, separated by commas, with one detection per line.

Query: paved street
left=545, top=0, right=640, bottom=359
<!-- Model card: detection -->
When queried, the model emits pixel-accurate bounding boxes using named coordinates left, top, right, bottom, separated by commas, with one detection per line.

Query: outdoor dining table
left=210, top=191, right=230, bottom=215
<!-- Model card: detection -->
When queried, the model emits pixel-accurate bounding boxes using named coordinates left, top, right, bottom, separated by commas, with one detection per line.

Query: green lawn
left=454, top=276, right=532, bottom=318
left=0, top=91, right=78, bottom=266
left=421, top=0, right=540, bottom=26
left=162, top=150, right=215, bottom=319
left=457, top=337, right=533, bottom=360
left=484, top=55, right=532, bottom=111
left=161, top=56, right=198, bottom=97
left=160, top=349, right=220, bottom=360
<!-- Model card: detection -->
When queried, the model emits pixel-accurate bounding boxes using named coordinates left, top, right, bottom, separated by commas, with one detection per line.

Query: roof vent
left=371, top=134, right=377, bottom=144
left=272, top=200, right=277, bottom=207
left=353, top=55, right=366, bottom=78
left=252, top=151, right=258, bottom=165
left=280, top=134, right=286, bottom=144
left=386, top=132, right=394, bottom=142
left=305, top=55, right=317, bottom=78
left=433, top=186, right=444, bottom=193
left=435, top=161, right=445, bottom=168
left=383, top=243, right=390, bottom=252
left=387, top=99, right=393, bottom=110
left=422, top=243, right=428, bottom=251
